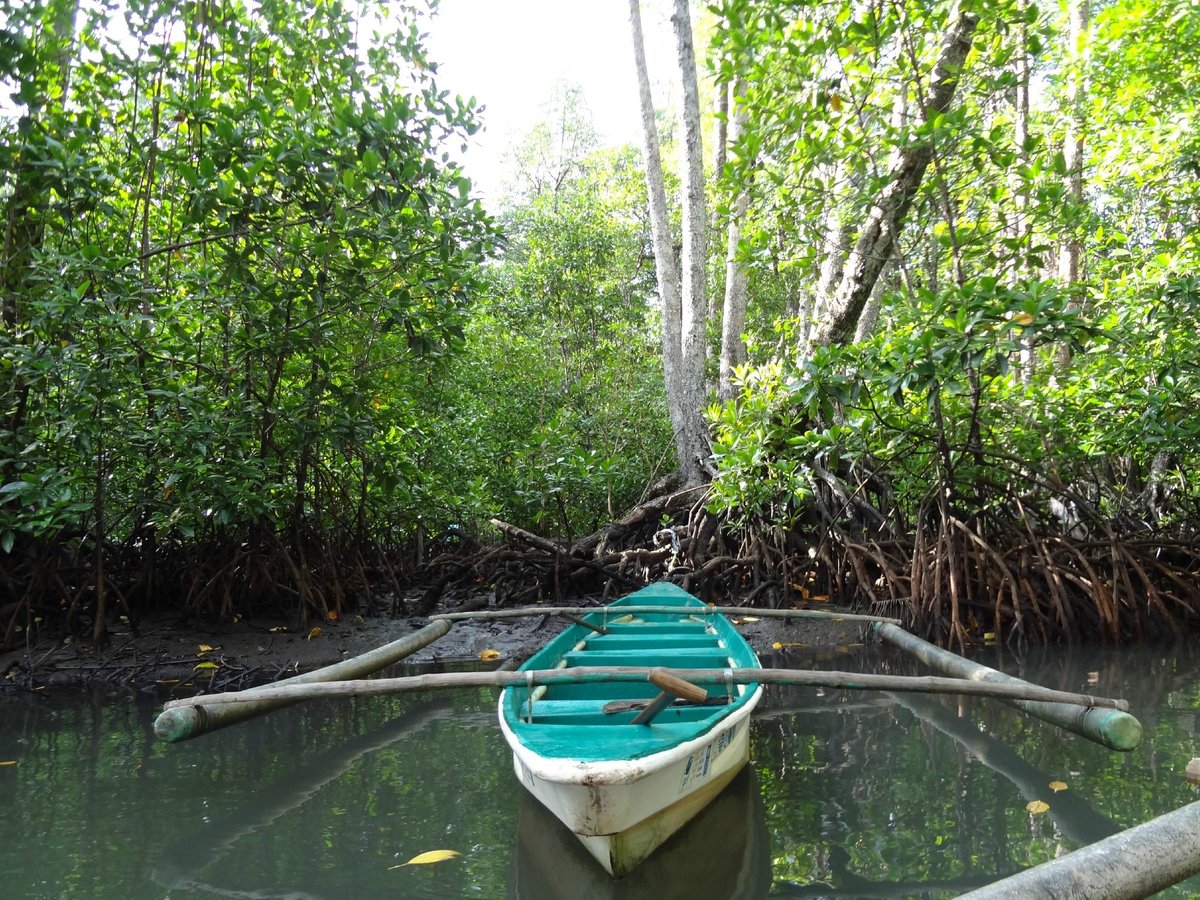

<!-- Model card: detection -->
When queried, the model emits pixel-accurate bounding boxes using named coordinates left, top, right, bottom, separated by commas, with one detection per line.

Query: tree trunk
left=816, top=3, right=980, bottom=347
left=671, top=0, right=710, bottom=482
left=1011, top=0, right=1036, bottom=380
left=719, top=80, right=752, bottom=401
left=1057, top=0, right=1089, bottom=369
left=808, top=167, right=855, bottom=346
left=628, top=0, right=708, bottom=485
left=854, top=260, right=896, bottom=342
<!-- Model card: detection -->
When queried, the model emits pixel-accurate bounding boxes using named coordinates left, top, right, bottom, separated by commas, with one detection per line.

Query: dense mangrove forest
left=4, top=0, right=1200, bottom=654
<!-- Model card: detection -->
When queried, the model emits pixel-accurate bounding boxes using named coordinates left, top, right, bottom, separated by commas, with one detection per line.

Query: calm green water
left=1, top=642, right=1199, bottom=899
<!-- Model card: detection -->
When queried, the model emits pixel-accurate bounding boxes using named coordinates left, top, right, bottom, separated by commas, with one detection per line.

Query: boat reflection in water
left=508, top=768, right=772, bottom=900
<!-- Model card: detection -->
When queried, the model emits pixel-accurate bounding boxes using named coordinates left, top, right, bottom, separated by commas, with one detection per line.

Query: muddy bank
left=0, top=592, right=872, bottom=695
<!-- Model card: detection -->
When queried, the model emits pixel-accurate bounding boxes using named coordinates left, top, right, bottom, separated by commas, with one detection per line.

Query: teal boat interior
left=500, top=583, right=761, bottom=762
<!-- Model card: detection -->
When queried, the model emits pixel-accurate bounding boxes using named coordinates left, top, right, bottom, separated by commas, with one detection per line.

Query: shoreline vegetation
left=6, top=0, right=1200, bottom=664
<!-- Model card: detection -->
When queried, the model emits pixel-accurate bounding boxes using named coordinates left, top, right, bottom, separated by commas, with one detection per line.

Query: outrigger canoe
left=497, top=582, right=763, bottom=877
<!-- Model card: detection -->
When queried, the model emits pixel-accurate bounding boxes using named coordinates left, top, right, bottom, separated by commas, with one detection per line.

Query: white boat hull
left=500, top=685, right=762, bottom=876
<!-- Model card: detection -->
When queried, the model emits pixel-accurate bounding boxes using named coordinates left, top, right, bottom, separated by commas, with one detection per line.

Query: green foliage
left=705, top=0, right=1200, bottom=555
left=707, top=275, right=1196, bottom=528
left=0, top=0, right=497, bottom=591
left=429, top=140, right=672, bottom=539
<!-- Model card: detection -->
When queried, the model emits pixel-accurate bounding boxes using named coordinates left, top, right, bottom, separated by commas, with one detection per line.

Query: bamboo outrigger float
left=149, top=579, right=1192, bottom=891
left=958, top=799, right=1200, bottom=899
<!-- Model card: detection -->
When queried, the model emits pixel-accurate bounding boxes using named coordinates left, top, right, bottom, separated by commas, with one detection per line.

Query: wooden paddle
left=631, top=669, right=708, bottom=725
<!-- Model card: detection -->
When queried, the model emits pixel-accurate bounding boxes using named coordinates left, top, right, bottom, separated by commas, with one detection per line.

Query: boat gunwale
left=499, top=584, right=763, bottom=765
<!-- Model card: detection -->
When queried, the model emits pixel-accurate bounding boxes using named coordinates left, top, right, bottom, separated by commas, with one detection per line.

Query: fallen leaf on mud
left=479, top=649, right=501, bottom=661
left=306, top=627, right=321, bottom=640
left=269, top=626, right=288, bottom=633
left=1049, top=781, right=1068, bottom=792
left=326, top=610, right=339, bottom=622
left=0, top=760, right=16, bottom=766
left=194, top=661, right=219, bottom=671
left=389, top=849, right=461, bottom=869
left=733, top=617, right=761, bottom=624
left=156, top=678, right=180, bottom=685
left=197, top=644, right=216, bottom=653
left=1026, top=800, right=1050, bottom=815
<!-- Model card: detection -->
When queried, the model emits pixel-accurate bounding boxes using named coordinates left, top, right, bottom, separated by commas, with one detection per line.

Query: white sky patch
left=421, top=0, right=678, bottom=199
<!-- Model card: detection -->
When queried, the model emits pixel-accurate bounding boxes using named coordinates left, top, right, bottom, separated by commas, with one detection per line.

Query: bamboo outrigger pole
left=874, top=623, right=1143, bottom=751
left=158, top=665, right=1130, bottom=718
left=430, top=605, right=901, bottom=626
left=153, top=619, right=452, bottom=743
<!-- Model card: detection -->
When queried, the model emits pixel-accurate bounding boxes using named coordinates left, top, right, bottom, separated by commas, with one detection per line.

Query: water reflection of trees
left=751, top=640, right=1200, bottom=897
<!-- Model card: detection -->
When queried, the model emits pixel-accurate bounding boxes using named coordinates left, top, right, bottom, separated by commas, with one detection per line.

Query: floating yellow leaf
left=479, top=649, right=501, bottom=661
left=1026, top=799, right=1050, bottom=815
left=389, top=849, right=461, bottom=869
left=306, top=626, right=321, bottom=640
left=0, top=760, right=16, bottom=766
left=772, top=641, right=783, bottom=650
left=197, top=644, right=216, bottom=653
left=1049, top=781, right=1068, bottom=793
left=983, top=632, right=996, bottom=644
left=194, top=661, right=219, bottom=671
